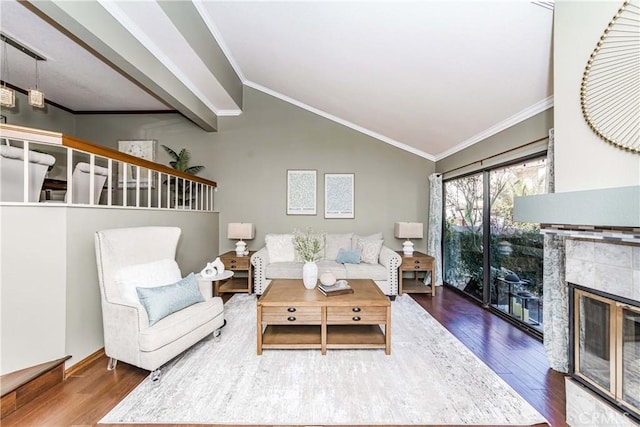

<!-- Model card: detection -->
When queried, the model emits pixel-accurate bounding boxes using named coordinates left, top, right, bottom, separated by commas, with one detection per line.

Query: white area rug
left=101, top=294, right=547, bottom=425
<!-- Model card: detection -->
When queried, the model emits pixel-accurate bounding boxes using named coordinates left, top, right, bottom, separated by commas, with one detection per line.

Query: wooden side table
left=217, top=250, right=254, bottom=296
left=397, top=251, right=435, bottom=296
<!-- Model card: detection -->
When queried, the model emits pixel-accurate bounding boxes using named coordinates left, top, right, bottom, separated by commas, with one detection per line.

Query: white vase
left=302, top=261, right=318, bottom=289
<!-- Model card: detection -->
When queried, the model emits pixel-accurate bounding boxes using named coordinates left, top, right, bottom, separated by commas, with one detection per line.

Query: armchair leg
left=151, top=368, right=161, bottom=384
left=213, top=319, right=227, bottom=338
left=107, top=357, right=118, bottom=371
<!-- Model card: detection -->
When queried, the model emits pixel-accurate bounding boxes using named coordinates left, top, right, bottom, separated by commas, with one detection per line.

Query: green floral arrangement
left=293, top=228, right=323, bottom=262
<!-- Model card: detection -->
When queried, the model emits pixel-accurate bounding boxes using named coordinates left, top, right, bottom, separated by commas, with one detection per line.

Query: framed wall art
left=325, top=173, right=354, bottom=219
left=118, top=139, right=156, bottom=188
left=287, top=169, right=317, bottom=215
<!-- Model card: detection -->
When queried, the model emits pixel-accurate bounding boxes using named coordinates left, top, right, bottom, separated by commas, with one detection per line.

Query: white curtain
left=542, top=128, right=569, bottom=373
left=427, top=173, right=443, bottom=286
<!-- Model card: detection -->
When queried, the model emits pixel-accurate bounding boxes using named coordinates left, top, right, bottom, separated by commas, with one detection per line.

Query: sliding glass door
left=444, top=174, right=484, bottom=300
left=489, top=159, right=546, bottom=331
left=444, top=157, right=546, bottom=333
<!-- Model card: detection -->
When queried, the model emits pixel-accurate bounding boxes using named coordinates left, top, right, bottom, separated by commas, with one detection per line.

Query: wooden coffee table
left=257, top=279, right=391, bottom=355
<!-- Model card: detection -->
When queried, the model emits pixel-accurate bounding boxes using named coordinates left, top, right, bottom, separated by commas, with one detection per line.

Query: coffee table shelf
left=262, top=325, right=322, bottom=349
left=326, top=325, right=386, bottom=348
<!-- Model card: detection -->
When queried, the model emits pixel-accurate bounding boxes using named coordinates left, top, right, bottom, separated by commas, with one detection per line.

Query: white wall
left=0, top=206, right=67, bottom=374
left=1, top=205, right=218, bottom=374
left=554, top=1, right=640, bottom=192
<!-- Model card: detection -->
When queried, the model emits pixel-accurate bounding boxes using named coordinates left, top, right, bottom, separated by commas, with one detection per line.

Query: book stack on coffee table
left=318, top=280, right=354, bottom=297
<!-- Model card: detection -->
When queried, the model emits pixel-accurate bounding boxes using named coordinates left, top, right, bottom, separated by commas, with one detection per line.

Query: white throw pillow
left=358, top=239, right=384, bottom=264
left=351, top=232, right=383, bottom=250
left=324, top=233, right=354, bottom=261
left=114, top=258, right=182, bottom=304
left=265, top=234, right=295, bottom=263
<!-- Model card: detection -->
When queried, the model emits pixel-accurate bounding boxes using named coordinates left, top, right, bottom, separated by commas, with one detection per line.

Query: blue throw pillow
left=136, top=273, right=205, bottom=326
left=336, top=248, right=361, bottom=264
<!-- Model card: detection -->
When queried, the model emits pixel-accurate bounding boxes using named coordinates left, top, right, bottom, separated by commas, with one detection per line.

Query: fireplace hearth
left=569, top=283, right=640, bottom=423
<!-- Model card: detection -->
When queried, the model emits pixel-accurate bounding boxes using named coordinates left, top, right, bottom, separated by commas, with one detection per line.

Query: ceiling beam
left=157, top=0, right=242, bottom=111
left=25, top=0, right=219, bottom=131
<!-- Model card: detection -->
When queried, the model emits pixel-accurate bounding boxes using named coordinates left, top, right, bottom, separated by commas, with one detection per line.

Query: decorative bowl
left=319, top=271, right=337, bottom=286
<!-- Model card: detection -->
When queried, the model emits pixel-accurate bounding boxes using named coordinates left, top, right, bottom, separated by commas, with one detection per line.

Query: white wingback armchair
left=94, top=226, right=224, bottom=376
left=66, top=162, right=109, bottom=204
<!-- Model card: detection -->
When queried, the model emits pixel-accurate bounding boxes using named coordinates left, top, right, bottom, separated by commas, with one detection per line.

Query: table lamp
left=228, top=223, right=255, bottom=256
left=394, top=222, right=423, bottom=256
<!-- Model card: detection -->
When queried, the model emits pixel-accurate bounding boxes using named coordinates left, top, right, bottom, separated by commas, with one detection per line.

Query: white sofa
left=251, top=232, right=402, bottom=296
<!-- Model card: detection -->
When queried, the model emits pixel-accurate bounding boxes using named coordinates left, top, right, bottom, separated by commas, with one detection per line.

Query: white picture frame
left=325, top=173, right=354, bottom=219
left=118, top=139, right=156, bottom=188
left=287, top=169, right=317, bottom=215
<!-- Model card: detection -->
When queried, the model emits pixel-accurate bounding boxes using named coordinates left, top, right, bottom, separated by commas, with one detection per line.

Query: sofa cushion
left=358, top=239, right=384, bottom=264
left=317, top=260, right=348, bottom=279
left=265, top=261, right=348, bottom=280
left=139, top=297, right=223, bottom=352
left=265, top=234, right=295, bottom=263
left=114, top=258, right=182, bottom=304
left=351, top=232, right=383, bottom=250
left=136, top=273, right=205, bottom=326
left=336, top=248, right=361, bottom=264
left=265, top=261, right=303, bottom=279
left=344, top=263, right=388, bottom=281
left=324, top=233, right=354, bottom=260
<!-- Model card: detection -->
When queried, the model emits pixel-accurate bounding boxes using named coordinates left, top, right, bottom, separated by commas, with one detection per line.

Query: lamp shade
left=228, top=223, right=255, bottom=240
left=394, top=222, right=423, bottom=239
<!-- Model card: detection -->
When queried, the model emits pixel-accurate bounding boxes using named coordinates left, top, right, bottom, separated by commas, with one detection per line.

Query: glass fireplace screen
left=573, top=287, right=640, bottom=419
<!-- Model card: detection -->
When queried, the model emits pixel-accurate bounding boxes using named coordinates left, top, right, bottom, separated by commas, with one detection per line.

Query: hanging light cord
left=2, top=41, right=9, bottom=87
left=34, top=58, right=40, bottom=90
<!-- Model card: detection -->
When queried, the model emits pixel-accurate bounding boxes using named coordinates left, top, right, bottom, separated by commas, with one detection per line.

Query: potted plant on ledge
left=293, top=228, right=323, bottom=289
left=161, top=145, right=205, bottom=209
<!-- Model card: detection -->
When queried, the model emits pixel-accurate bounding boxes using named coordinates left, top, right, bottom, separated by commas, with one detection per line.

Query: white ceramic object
left=320, top=271, right=337, bottom=286
left=302, top=261, right=318, bottom=289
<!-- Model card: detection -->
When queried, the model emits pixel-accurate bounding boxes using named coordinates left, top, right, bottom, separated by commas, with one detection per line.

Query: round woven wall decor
left=580, top=0, right=640, bottom=154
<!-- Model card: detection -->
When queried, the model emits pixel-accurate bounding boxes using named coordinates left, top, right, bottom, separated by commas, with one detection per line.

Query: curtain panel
left=427, top=173, right=443, bottom=286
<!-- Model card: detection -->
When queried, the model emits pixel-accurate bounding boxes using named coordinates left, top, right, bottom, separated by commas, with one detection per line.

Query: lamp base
left=235, top=240, right=247, bottom=256
left=402, top=240, right=414, bottom=256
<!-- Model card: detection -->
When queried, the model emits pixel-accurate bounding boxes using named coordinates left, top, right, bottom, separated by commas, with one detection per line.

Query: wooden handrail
left=62, top=135, right=217, bottom=187
left=0, top=124, right=217, bottom=188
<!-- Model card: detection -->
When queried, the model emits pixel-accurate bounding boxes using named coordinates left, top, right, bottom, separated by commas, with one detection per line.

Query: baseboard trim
left=1, top=356, right=70, bottom=419
left=65, top=348, right=105, bottom=378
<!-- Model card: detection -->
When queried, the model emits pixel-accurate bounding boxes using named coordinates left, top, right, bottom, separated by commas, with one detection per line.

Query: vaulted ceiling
left=0, top=1, right=554, bottom=161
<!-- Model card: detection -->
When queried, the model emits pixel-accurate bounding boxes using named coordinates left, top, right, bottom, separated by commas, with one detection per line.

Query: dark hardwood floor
left=2, top=287, right=567, bottom=427
left=411, top=287, right=567, bottom=427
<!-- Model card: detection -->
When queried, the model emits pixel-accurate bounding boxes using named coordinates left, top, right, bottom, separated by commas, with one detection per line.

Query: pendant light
left=28, top=57, right=45, bottom=108
left=0, top=39, right=15, bottom=108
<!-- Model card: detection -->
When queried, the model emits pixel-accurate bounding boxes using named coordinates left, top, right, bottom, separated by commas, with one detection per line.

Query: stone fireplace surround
left=543, top=225, right=640, bottom=426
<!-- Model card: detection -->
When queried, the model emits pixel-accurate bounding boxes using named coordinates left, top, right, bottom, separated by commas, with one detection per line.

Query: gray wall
left=2, top=91, right=76, bottom=135
left=436, top=109, right=553, bottom=176
left=76, top=87, right=435, bottom=254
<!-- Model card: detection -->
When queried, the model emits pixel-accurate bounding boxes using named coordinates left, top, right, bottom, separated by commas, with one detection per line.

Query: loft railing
left=0, top=124, right=216, bottom=211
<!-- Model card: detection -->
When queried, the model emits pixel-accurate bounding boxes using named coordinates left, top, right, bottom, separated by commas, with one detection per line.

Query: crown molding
left=434, top=96, right=554, bottom=161
left=245, top=81, right=436, bottom=161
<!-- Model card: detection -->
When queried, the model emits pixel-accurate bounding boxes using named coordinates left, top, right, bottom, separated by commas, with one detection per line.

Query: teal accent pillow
left=336, top=248, right=361, bottom=264
left=136, top=273, right=205, bottom=326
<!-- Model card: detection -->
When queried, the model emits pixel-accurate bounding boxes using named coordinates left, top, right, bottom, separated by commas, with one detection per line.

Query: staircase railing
left=0, top=124, right=216, bottom=211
